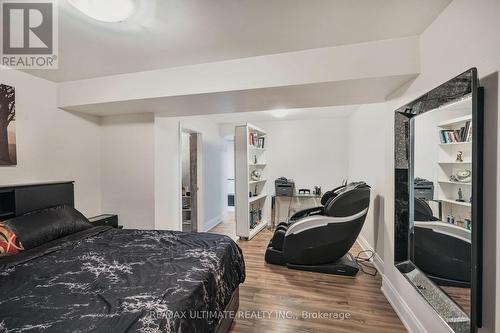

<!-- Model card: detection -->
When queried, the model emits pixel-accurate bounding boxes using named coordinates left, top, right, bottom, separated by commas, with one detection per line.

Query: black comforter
left=0, top=227, right=245, bottom=333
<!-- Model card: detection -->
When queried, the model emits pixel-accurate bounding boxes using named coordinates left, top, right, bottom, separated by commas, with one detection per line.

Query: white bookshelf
left=436, top=113, right=472, bottom=229
left=439, top=198, right=471, bottom=208
left=234, top=123, right=270, bottom=240
left=249, top=179, right=267, bottom=185
left=438, top=161, right=472, bottom=165
left=439, top=142, right=472, bottom=146
left=438, top=180, right=471, bottom=186
left=249, top=193, right=267, bottom=203
left=437, top=113, right=472, bottom=128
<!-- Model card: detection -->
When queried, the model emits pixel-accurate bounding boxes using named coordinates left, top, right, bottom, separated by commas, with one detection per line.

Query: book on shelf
left=248, top=132, right=265, bottom=148
left=465, top=124, right=472, bottom=142
left=439, top=120, right=472, bottom=143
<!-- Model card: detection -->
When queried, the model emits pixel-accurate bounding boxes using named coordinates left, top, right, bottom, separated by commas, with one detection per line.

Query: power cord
left=349, top=250, right=378, bottom=277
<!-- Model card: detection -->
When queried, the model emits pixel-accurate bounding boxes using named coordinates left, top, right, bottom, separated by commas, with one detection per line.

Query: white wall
left=251, top=117, right=350, bottom=191
left=0, top=69, right=101, bottom=217
left=100, top=114, right=155, bottom=229
left=155, top=115, right=226, bottom=232
left=347, top=103, right=386, bottom=261
left=155, top=116, right=350, bottom=234
left=376, top=1, right=500, bottom=332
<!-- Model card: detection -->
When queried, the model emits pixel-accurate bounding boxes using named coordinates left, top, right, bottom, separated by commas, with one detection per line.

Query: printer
left=414, top=177, right=434, bottom=201
left=275, top=177, right=295, bottom=197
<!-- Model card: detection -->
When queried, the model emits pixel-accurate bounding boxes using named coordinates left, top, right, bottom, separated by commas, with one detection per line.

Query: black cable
left=351, top=250, right=378, bottom=277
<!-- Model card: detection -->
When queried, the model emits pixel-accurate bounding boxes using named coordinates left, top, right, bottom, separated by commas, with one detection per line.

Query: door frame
left=178, top=124, right=203, bottom=232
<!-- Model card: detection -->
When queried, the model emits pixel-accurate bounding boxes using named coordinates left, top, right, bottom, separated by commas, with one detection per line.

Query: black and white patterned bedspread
left=0, top=227, right=245, bottom=333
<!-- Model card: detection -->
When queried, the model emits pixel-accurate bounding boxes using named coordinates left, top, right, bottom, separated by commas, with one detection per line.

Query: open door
left=181, top=130, right=202, bottom=232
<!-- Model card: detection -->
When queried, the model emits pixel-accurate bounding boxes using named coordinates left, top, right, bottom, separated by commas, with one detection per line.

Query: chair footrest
left=265, top=247, right=286, bottom=266
left=286, top=255, right=359, bottom=276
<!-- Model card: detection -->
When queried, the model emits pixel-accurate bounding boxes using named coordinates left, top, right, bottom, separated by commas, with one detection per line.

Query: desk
left=271, top=194, right=322, bottom=229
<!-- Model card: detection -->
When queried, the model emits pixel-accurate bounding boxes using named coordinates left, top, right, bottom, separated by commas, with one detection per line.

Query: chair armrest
left=286, top=208, right=369, bottom=236
left=289, top=206, right=324, bottom=222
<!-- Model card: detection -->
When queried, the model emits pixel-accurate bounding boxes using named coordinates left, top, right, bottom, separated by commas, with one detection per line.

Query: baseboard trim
left=356, top=235, right=428, bottom=332
left=204, top=215, right=223, bottom=232
left=356, top=234, right=384, bottom=274
left=381, top=276, right=428, bottom=333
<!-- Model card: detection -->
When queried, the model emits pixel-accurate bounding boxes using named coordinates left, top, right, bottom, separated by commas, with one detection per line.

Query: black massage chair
left=265, top=182, right=371, bottom=276
left=413, top=198, right=471, bottom=287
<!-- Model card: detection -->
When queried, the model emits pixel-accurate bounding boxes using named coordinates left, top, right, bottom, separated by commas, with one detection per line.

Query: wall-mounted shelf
left=439, top=198, right=471, bottom=208
left=235, top=123, right=270, bottom=240
left=439, top=142, right=472, bottom=146
left=438, top=161, right=472, bottom=165
left=438, top=114, right=472, bottom=128
left=438, top=180, right=471, bottom=186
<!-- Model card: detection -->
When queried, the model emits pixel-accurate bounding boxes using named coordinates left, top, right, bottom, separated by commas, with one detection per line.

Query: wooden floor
left=210, top=210, right=237, bottom=241
left=441, top=286, right=471, bottom=316
left=210, top=213, right=406, bottom=333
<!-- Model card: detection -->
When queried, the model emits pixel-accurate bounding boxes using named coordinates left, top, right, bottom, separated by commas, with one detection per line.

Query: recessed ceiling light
left=68, top=0, right=137, bottom=23
left=270, top=109, right=290, bottom=118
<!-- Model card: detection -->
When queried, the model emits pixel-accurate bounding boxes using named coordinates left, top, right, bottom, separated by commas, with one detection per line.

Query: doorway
left=224, top=137, right=235, bottom=212
left=208, top=136, right=237, bottom=240
left=180, top=129, right=202, bottom=232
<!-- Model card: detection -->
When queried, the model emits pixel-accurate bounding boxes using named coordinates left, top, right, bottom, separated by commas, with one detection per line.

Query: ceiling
left=63, top=74, right=414, bottom=116
left=27, top=0, right=451, bottom=82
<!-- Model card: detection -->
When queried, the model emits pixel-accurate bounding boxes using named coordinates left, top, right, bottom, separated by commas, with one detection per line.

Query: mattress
left=0, top=226, right=245, bottom=333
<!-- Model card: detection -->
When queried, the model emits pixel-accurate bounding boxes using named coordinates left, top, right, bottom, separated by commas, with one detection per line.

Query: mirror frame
left=393, top=68, right=483, bottom=332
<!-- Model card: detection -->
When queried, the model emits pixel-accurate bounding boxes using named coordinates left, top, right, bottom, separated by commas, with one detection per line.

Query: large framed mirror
left=394, top=68, right=483, bottom=333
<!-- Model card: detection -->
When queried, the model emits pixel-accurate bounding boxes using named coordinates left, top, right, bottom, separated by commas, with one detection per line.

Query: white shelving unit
left=249, top=179, right=267, bottom=185
left=235, top=124, right=270, bottom=240
left=438, top=161, right=472, bottom=165
left=439, top=198, right=471, bottom=208
left=438, top=180, right=472, bottom=186
left=436, top=114, right=472, bottom=229
left=439, top=142, right=472, bottom=146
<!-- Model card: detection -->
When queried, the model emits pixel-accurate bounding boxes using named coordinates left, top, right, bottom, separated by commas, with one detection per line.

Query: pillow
left=0, top=222, right=24, bottom=256
left=3, top=205, right=93, bottom=250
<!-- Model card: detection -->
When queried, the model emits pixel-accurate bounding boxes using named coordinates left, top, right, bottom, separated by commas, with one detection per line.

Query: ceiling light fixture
left=68, top=0, right=137, bottom=23
left=270, top=109, right=290, bottom=118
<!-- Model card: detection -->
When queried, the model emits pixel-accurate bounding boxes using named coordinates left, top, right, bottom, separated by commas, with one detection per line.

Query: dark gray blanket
left=0, top=227, right=245, bottom=333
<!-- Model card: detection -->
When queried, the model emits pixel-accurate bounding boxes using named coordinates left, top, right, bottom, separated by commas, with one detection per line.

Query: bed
left=0, top=182, right=245, bottom=333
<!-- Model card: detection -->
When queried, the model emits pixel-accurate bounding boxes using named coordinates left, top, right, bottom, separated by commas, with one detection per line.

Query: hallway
left=210, top=211, right=237, bottom=241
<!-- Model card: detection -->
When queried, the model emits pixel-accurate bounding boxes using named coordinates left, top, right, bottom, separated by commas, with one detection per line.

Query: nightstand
left=88, top=214, right=122, bottom=229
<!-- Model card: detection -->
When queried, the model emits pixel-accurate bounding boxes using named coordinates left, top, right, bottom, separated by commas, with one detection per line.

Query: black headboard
left=0, top=182, right=74, bottom=220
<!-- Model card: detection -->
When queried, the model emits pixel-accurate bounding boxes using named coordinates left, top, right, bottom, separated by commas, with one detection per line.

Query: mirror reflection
left=412, top=96, right=472, bottom=317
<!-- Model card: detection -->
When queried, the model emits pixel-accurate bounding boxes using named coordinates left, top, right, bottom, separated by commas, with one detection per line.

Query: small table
left=88, top=214, right=122, bottom=229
